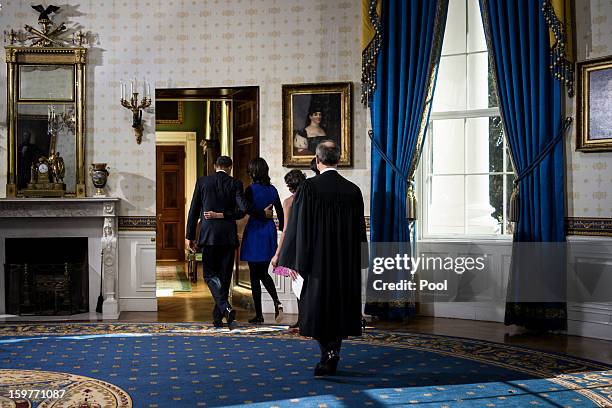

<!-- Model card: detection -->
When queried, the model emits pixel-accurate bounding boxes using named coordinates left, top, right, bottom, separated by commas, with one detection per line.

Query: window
left=419, top=0, right=514, bottom=237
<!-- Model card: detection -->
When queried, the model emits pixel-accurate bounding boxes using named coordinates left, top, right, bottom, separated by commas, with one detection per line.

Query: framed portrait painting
left=282, top=82, right=352, bottom=167
left=155, top=100, right=184, bottom=124
left=576, top=56, right=612, bottom=152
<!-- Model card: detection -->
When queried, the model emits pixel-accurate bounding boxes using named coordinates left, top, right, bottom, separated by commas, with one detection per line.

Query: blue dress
left=240, top=183, right=284, bottom=262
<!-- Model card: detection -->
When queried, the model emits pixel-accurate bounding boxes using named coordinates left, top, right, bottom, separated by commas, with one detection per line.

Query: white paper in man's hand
left=292, top=274, right=304, bottom=299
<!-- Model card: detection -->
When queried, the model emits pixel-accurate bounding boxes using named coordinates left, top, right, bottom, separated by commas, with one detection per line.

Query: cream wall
left=0, top=0, right=370, bottom=214
left=2, top=0, right=610, bottom=219
left=566, top=0, right=612, bottom=218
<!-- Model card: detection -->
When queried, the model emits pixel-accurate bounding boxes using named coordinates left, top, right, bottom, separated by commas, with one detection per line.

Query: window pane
left=432, top=119, right=464, bottom=174
left=505, top=144, right=514, bottom=172
left=433, top=55, right=467, bottom=112
left=466, top=116, right=504, bottom=173
left=442, top=0, right=467, bottom=55
left=466, top=175, right=501, bottom=234
left=489, top=174, right=504, bottom=232
left=467, top=0, right=487, bottom=52
left=465, top=117, right=489, bottom=174
left=488, top=62, right=499, bottom=108
left=428, top=175, right=465, bottom=234
left=467, top=52, right=490, bottom=109
left=504, top=174, right=516, bottom=234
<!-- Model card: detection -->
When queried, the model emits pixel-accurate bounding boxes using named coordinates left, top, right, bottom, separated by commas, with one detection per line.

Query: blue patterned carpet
left=0, top=323, right=610, bottom=407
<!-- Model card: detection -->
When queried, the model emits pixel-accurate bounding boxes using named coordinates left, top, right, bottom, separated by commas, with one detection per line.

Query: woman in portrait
left=271, top=169, right=307, bottom=329
left=294, top=103, right=329, bottom=155
left=240, top=157, right=285, bottom=323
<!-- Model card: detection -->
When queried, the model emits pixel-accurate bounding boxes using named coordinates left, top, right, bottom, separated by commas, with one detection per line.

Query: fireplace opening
left=5, top=238, right=89, bottom=315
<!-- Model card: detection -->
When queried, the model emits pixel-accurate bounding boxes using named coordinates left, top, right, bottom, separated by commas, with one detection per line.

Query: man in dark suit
left=186, top=155, right=269, bottom=327
left=279, top=141, right=367, bottom=376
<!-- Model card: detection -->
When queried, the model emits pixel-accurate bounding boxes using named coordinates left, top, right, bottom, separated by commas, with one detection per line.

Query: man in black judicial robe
left=279, top=140, right=367, bottom=376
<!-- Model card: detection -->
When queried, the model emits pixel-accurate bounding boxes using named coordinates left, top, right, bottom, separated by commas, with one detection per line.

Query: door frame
left=155, top=132, right=198, bottom=226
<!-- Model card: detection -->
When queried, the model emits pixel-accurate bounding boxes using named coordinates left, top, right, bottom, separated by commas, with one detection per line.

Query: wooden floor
left=115, top=262, right=612, bottom=366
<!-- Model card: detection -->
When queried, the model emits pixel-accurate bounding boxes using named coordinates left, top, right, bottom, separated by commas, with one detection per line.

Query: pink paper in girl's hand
left=272, top=266, right=292, bottom=277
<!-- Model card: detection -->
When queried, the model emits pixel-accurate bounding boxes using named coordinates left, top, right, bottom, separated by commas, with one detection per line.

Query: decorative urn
left=90, top=163, right=109, bottom=197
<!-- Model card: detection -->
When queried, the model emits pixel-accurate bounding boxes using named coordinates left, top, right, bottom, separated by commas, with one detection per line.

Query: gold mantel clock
left=4, top=4, right=87, bottom=197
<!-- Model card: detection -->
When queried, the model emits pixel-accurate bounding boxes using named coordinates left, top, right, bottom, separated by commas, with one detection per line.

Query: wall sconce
left=120, top=79, right=151, bottom=144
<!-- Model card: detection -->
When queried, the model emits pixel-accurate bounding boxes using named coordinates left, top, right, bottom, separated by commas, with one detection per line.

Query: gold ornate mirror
left=4, top=6, right=87, bottom=197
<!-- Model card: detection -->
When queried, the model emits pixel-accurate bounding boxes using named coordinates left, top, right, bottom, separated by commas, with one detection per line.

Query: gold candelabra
left=120, top=80, right=151, bottom=144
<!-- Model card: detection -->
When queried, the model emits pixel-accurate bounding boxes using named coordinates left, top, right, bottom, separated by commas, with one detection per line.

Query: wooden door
left=232, top=87, right=259, bottom=187
left=232, top=87, right=259, bottom=288
left=156, top=145, right=186, bottom=260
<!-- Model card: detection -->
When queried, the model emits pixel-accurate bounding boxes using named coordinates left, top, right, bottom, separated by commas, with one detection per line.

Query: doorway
left=154, top=86, right=260, bottom=321
left=156, top=145, right=186, bottom=261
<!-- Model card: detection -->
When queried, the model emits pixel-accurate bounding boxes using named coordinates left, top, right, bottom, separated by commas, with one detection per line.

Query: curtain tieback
left=509, top=116, right=572, bottom=222
left=368, top=130, right=417, bottom=220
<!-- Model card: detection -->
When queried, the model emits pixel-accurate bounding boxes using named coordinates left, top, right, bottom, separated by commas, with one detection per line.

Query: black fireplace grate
left=5, top=262, right=89, bottom=315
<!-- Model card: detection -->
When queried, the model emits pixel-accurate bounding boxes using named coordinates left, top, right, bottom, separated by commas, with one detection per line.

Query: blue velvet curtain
left=480, top=0, right=567, bottom=330
left=365, top=0, right=448, bottom=320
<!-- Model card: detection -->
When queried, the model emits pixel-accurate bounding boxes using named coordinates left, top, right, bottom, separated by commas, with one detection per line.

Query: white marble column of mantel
left=102, top=201, right=119, bottom=318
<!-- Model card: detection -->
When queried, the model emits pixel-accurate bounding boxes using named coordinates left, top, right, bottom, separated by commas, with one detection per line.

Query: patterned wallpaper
left=0, top=0, right=370, bottom=215
left=1, top=0, right=610, bottom=219
left=566, top=0, right=612, bottom=218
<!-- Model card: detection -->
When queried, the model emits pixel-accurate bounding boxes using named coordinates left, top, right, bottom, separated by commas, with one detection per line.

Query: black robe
left=279, top=170, right=367, bottom=339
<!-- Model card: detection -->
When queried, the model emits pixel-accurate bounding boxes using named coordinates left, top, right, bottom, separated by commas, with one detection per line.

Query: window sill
left=418, top=235, right=513, bottom=244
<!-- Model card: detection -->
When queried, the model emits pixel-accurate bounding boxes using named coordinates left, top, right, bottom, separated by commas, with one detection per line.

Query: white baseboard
left=119, top=297, right=158, bottom=311
left=419, top=303, right=505, bottom=322
left=567, top=319, right=612, bottom=341
left=262, top=298, right=299, bottom=314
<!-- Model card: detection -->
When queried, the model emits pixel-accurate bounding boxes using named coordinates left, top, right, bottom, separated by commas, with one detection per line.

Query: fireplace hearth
left=4, top=238, right=89, bottom=315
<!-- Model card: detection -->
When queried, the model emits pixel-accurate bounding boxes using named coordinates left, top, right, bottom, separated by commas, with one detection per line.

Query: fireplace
left=0, top=197, right=120, bottom=319
left=5, top=238, right=89, bottom=315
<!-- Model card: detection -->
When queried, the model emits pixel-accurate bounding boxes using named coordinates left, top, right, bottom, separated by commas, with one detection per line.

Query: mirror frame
left=5, top=46, right=87, bottom=197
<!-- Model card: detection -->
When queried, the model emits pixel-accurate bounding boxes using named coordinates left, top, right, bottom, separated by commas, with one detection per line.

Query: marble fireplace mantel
left=0, top=197, right=121, bottom=319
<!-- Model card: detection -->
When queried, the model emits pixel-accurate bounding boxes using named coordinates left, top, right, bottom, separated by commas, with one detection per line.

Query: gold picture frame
left=282, top=82, right=352, bottom=167
left=155, top=100, right=184, bottom=124
left=576, top=56, right=612, bottom=152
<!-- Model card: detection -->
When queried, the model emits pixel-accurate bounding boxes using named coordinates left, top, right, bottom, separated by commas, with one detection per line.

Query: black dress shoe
left=326, top=351, right=340, bottom=374
left=213, top=320, right=223, bottom=328
left=248, top=315, right=264, bottom=324
left=224, top=307, right=236, bottom=324
left=274, top=302, right=283, bottom=322
left=314, top=361, right=328, bottom=376
left=314, top=351, right=339, bottom=376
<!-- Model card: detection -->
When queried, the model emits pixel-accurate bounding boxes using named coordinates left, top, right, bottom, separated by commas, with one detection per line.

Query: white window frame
left=416, top=0, right=514, bottom=241
left=418, top=108, right=514, bottom=241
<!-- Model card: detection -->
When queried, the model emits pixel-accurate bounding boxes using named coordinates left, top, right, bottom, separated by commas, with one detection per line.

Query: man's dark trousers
left=201, top=244, right=235, bottom=322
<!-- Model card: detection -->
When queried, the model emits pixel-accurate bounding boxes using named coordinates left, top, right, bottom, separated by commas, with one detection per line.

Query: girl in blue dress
left=240, top=157, right=284, bottom=323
